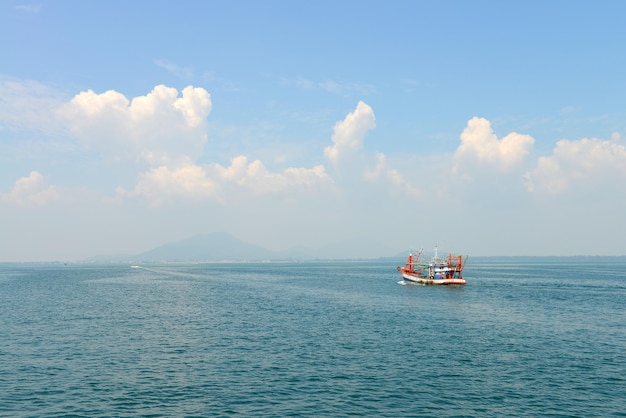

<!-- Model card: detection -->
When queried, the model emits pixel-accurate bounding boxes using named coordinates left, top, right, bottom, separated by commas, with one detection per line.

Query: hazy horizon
left=3, top=231, right=625, bottom=264
left=2, top=2, right=626, bottom=261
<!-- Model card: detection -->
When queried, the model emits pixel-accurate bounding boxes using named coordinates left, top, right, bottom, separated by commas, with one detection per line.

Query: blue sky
left=2, top=1, right=626, bottom=261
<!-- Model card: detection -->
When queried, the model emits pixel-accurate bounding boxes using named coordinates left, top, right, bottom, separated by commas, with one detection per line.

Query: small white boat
left=397, top=246, right=467, bottom=285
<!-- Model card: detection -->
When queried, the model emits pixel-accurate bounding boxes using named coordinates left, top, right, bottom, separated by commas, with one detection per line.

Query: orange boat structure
left=397, top=247, right=467, bottom=285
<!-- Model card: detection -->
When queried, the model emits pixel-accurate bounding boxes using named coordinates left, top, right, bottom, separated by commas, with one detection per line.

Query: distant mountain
left=135, top=231, right=276, bottom=262
left=82, top=232, right=407, bottom=263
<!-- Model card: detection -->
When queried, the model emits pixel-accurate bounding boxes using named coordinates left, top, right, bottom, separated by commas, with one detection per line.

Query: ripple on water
left=1, top=260, right=625, bottom=416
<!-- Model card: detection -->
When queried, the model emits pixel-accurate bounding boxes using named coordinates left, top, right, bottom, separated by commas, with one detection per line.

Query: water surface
left=1, top=259, right=625, bottom=416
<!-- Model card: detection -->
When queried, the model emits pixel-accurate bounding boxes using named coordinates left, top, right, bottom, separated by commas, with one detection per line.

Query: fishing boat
left=397, top=247, right=467, bottom=285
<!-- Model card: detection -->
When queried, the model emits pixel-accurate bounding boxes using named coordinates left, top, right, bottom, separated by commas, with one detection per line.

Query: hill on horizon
left=83, top=231, right=406, bottom=263
left=133, top=231, right=276, bottom=262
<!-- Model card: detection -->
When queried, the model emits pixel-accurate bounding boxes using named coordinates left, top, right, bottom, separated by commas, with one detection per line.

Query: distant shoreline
left=2, top=255, right=626, bottom=265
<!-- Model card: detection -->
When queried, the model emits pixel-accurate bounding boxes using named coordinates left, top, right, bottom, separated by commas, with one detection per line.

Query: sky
left=2, top=1, right=626, bottom=261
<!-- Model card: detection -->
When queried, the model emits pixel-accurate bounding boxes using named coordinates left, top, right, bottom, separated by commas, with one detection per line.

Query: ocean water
left=1, top=258, right=625, bottom=417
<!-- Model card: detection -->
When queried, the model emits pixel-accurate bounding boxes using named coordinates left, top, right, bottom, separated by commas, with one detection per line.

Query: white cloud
left=527, top=134, right=626, bottom=194
left=119, top=154, right=334, bottom=205
left=4, top=75, right=626, bottom=259
left=285, top=77, right=375, bottom=96
left=60, top=85, right=212, bottom=166
left=15, top=4, right=40, bottom=13
left=319, top=80, right=342, bottom=94
left=324, top=101, right=376, bottom=165
left=0, top=77, right=65, bottom=134
left=55, top=83, right=343, bottom=204
left=1, top=171, right=59, bottom=207
left=154, top=59, right=194, bottom=81
left=209, top=155, right=334, bottom=195
left=119, top=162, right=220, bottom=205
left=364, top=153, right=420, bottom=198
left=454, top=117, right=535, bottom=173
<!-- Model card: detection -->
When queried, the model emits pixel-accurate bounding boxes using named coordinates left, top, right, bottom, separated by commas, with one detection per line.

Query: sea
left=1, top=258, right=625, bottom=417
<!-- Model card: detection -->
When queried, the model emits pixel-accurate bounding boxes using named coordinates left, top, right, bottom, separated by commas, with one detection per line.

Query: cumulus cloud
left=209, top=155, right=333, bottom=195
left=364, top=153, right=420, bottom=198
left=56, top=83, right=344, bottom=204
left=118, top=155, right=334, bottom=205
left=527, top=134, right=626, bottom=194
left=57, top=84, right=220, bottom=203
left=324, top=101, right=376, bottom=165
left=454, top=117, right=534, bottom=173
left=119, top=162, right=220, bottom=205
left=1, top=171, right=59, bottom=207
left=61, top=85, right=212, bottom=166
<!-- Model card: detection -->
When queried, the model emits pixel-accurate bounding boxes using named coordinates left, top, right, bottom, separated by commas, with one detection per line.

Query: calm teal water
left=1, top=259, right=625, bottom=417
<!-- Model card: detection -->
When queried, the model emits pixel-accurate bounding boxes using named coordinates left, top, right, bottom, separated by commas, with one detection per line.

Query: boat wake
left=398, top=280, right=426, bottom=286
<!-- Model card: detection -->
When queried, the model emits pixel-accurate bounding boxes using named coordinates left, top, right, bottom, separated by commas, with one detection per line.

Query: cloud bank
left=528, top=134, right=626, bottom=194
left=6, top=81, right=623, bottom=207
left=1, top=171, right=59, bottom=207
left=3, top=79, right=625, bottom=258
left=4, top=81, right=624, bottom=209
left=54, top=84, right=346, bottom=204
